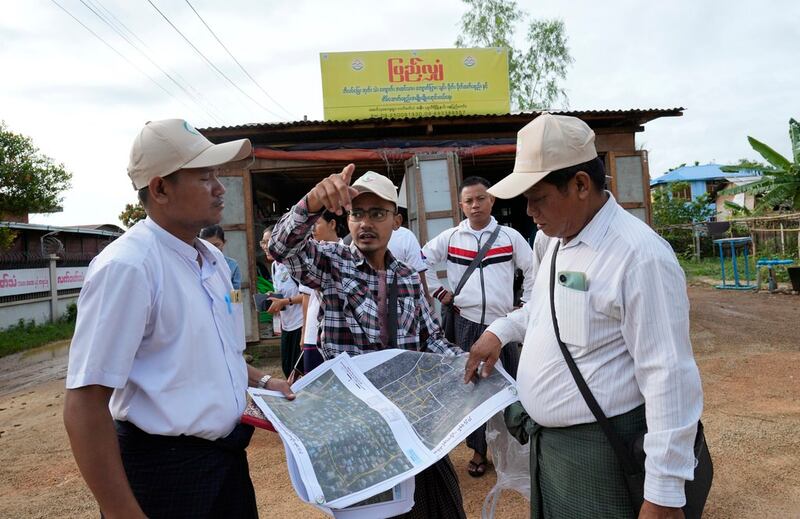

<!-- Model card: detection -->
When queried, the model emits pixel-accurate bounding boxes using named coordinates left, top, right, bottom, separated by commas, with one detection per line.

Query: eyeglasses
left=347, top=208, right=396, bottom=222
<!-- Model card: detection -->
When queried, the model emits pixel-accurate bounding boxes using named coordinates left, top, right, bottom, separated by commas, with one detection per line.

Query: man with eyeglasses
left=269, top=166, right=467, bottom=519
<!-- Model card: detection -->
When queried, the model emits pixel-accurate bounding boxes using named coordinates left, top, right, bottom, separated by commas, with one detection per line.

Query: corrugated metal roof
left=200, top=108, right=685, bottom=132
left=0, top=221, right=124, bottom=237
left=650, top=164, right=761, bottom=186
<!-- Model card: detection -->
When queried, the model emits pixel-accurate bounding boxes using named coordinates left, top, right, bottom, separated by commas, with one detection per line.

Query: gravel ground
left=0, top=285, right=798, bottom=518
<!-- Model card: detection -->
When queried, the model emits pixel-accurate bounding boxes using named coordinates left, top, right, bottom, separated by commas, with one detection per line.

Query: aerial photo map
left=364, top=351, right=512, bottom=449
left=257, top=369, right=414, bottom=502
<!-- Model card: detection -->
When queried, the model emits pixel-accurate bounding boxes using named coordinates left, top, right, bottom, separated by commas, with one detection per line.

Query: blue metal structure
left=713, top=237, right=756, bottom=290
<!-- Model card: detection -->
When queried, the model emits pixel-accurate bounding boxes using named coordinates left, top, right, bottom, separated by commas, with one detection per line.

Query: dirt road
left=0, top=286, right=798, bottom=518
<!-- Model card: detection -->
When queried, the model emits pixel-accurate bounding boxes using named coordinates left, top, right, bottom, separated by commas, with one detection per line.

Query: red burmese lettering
left=387, top=57, right=444, bottom=83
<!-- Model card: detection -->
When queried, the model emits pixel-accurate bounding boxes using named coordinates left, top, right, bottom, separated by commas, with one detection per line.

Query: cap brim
left=353, top=185, right=398, bottom=205
left=183, top=138, right=252, bottom=169
left=487, top=171, right=551, bottom=199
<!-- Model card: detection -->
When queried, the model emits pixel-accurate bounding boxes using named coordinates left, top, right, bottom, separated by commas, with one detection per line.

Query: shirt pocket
left=554, top=284, right=588, bottom=347
left=232, top=301, right=246, bottom=354
left=395, top=295, right=419, bottom=340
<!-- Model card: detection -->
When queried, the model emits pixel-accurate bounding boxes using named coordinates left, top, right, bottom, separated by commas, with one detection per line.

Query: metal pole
left=730, top=241, right=741, bottom=287
left=49, top=254, right=59, bottom=323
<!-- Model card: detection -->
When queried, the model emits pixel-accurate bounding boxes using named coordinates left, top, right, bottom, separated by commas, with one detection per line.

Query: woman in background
left=199, top=224, right=241, bottom=289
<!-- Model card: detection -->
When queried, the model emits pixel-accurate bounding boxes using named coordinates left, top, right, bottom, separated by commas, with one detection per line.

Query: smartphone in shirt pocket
left=555, top=271, right=588, bottom=347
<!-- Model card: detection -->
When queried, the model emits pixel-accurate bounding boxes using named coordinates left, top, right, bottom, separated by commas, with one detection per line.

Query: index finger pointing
left=463, top=351, right=481, bottom=384
left=340, top=163, right=355, bottom=185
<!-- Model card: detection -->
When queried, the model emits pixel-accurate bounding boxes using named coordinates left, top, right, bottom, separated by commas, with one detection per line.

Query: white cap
left=488, top=113, right=598, bottom=199
left=127, top=119, right=252, bottom=190
left=352, top=171, right=399, bottom=206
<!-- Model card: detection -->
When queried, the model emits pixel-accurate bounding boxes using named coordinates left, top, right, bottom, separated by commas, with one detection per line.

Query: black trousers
left=280, top=327, right=303, bottom=377
left=114, top=420, right=258, bottom=519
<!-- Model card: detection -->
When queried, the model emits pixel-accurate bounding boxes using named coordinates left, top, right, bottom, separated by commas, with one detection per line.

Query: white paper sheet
left=249, top=350, right=518, bottom=515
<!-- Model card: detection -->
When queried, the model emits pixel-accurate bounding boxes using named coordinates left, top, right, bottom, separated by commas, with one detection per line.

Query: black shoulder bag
left=548, top=241, right=713, bottom=517
left=441, top=225, right=501, bottom=341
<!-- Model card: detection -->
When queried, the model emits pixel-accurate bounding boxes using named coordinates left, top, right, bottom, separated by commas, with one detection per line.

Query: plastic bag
left=482, top=412, right=531, bottom=519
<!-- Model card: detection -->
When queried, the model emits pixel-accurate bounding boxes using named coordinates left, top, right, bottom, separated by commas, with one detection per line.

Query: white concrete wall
left=0, top=294, right=79, bottom=330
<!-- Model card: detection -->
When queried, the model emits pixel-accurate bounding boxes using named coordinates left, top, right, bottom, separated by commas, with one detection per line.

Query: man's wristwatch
left=257, top=374, right=272, bottom=389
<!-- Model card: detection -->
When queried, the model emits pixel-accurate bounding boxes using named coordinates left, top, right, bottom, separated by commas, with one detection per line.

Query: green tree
left=455, top=0, right=573, bottom=110
left=652, top=182, right=715, bottom=227
left=721, top=118, right=800, bottom=211
left=733, top=157, right=768, bottom=170
left=0, top=121, right=72, bottom=250
left=119, top=202, right=146, bottom=228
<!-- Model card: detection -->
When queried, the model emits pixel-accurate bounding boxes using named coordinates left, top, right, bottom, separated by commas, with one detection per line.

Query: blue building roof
left=650, top=163, right=759, bottom=187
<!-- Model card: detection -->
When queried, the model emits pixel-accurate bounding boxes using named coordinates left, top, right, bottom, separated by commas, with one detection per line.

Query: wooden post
left=780, top=222, right=786, bottom=256
left=693, top=225, right=701, bottom=261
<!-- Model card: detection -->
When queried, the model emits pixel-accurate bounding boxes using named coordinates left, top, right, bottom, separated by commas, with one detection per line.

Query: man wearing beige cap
left=63, top=119, right=294, bottom=518
left=269, top=166, right=467, bottom=518
left=464, top=114, right=708, bottom=518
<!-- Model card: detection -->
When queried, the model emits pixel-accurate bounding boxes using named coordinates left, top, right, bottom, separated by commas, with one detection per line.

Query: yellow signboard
left=320, top=48, right=510, bottom=121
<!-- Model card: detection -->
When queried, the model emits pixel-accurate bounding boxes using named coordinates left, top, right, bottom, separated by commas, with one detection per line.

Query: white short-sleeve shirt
left=66, top=218, right=248, bottom=440
left=271, top=261, right=304, bottom=331
left=299, top=284, right=322, bottom=346
left=388, top=226, right=427, bottom=273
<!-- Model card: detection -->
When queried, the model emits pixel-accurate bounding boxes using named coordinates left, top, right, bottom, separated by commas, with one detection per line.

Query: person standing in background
left=200, top=224, right=241, bottom=289
left=266, top=221, right=305, bottom=379
left=422, top=175, right=534, bottom=478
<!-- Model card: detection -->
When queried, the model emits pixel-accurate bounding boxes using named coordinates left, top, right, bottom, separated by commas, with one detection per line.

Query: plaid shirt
left=269, top=198, right=461, bottom=358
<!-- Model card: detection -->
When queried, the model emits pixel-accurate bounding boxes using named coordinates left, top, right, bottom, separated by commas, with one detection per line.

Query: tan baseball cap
left=351, top=171, right=399, bottom=206
left=488, top=113, right=598, bottom=199
left=127, top=119, right=252, bottom=190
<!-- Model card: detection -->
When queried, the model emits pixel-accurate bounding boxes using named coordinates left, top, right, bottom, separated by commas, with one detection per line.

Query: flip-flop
left=467, top=460, right=487, bottom=478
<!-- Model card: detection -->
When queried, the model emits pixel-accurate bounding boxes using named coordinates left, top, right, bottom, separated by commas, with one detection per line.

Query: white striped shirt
left=487, top=194, right=703, bottom=507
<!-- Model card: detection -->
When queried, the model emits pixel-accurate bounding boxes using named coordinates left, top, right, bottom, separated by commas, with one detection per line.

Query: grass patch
left=679, top=257, right=792, bottom=283
left=0, top=318, right=75, bottom=358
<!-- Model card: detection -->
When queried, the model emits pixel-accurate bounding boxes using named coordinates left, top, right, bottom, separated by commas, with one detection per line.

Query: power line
left=49, top=0, right=205, bottom=121
left=79, top=0, right=226, bottom=124
left=183, top=0, right=294, bottom=119
left=145, top=0, right=286, bottom=121
left=88, top=0, right=227, bottom=122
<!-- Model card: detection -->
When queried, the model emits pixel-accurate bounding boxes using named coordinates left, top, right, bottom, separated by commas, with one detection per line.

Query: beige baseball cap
left=351, top=171, right=399, bottom=206
left=127, top=119, right=252, bottom=190
left=488, top=113, right=598, bottom=199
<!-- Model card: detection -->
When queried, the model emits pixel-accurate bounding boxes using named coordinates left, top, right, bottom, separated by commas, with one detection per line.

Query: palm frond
left=748, top=136, right=792, bottom=171
left=719, top=178, right=770, bottom=196
left=788, top=118, right=800, bottom=164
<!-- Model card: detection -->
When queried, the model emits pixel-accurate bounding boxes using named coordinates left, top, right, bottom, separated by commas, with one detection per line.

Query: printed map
left=256, top=370, right=413, bottom=502
left=364, top=351, right=512, bottom=449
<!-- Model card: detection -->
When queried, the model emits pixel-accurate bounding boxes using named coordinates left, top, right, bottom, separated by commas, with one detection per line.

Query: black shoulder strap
left=452, top=225, right=502, bottom=298
left=387, top=274, right=398, bottom=349
left=549, top=241, right=639, bottom=475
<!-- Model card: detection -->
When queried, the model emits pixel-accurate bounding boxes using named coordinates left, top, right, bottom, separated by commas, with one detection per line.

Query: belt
left=115, top=420, right=254, bottom=453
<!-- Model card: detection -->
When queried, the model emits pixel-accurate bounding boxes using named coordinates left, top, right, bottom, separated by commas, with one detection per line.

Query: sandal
left=467, top=459, right=487, bottom=478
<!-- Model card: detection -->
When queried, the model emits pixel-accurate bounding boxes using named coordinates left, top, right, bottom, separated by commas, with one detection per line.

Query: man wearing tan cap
left=269, top=167, right=467, bottom=518
left=464, top=114, right=707, bottom=518
left=63, top=119, right=294, bottom=518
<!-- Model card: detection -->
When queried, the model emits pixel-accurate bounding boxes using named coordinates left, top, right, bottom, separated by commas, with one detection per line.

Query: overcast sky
left=2, top=0, right=798, bottom=227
